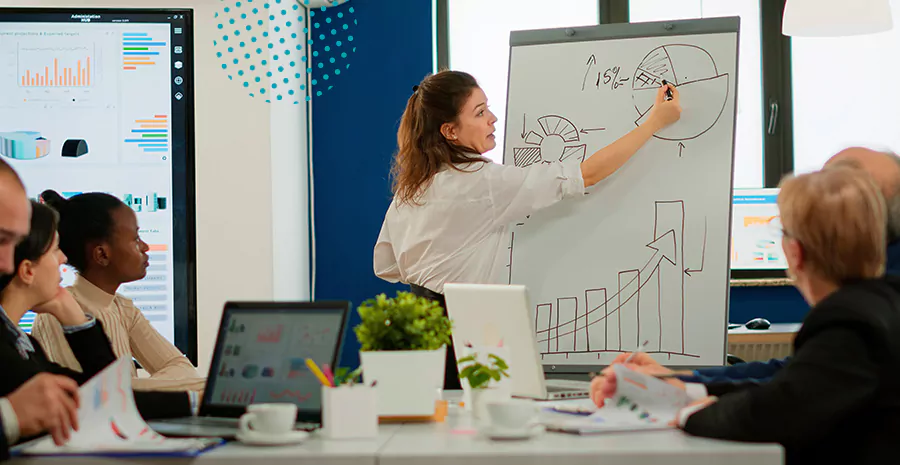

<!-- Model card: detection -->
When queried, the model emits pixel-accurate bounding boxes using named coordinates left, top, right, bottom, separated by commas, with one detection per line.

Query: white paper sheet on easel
left=543, top=365, right=689, bottom=434
left=18, top=357, right=221, bottom=456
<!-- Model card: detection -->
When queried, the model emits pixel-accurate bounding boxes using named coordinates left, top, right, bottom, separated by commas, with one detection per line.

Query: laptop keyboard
left=546, top=379, right=592, bottom=389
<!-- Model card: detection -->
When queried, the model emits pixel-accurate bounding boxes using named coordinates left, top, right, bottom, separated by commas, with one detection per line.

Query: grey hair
left=886, top=151, right=900, bottom=243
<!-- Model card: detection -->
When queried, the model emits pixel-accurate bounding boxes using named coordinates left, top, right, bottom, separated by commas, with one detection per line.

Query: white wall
left=3, top=0, right=312, bottom=374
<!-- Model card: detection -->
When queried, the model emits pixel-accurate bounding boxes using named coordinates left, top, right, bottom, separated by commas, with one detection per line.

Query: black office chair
left=726, top=354, right=746, bottom=365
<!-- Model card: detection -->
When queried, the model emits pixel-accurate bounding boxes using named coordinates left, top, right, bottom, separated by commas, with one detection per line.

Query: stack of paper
left=15, top=358, right=223, bottom=457
left=543, top=365, right=689, bottom=434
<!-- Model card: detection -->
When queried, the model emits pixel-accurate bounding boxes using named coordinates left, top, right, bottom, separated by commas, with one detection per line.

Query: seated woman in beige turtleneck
left=31, top=190, right=204, bottom=392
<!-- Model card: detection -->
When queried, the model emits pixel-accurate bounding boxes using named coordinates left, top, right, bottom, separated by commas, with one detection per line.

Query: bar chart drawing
left=121, top=32, right=166, bottom=71
left=527, top=201, right=699, bottom=360
left=17, top=44, right=94, bottom=87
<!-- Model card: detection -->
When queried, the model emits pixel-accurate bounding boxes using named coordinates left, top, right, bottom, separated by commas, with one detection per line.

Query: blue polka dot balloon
left=214, top=0, right=355, bottom=103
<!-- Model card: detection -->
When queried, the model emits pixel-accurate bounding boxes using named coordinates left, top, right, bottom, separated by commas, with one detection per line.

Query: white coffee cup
left=485, top=399, right=539, bottom=430
left=239, top=403, right=298, bottom=436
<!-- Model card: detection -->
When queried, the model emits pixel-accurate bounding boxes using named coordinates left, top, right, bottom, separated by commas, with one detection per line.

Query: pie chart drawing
left=632, top=44, right=730, bottom=142
left=513, top=115, right=587, bottom=168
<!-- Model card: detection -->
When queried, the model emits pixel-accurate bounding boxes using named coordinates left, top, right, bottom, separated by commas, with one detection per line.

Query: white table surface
left=378, top=412, right=782, bottom=465
left=11, top=425, right=403, bottom=465
left=196, top=424, right=403, bottom=465
left=12, top=402, right=783, bottom=465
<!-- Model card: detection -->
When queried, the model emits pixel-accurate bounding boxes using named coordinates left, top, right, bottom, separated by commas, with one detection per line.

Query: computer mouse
left=745, top=317, right=771, bottom=330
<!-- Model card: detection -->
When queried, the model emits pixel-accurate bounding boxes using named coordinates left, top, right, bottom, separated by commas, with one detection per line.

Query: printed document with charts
left=15, top=358, right=223, bottom=457
left=544, top=365, right=690, bottom=434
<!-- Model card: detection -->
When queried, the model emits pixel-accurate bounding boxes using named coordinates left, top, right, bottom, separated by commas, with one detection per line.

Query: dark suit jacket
left=683, top=276, right=900, bottom=465
left=0, top=320, right=190, bottom=424
left=0, top=413, right=8, bottom=462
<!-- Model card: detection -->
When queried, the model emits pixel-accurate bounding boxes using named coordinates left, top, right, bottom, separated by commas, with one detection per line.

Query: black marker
left=661, top=79, right=673, bottom=101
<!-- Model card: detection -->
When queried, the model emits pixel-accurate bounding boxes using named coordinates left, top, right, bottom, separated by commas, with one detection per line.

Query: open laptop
left=730, top=187, right=787, bottom=279
left=443, top=283, right=590, bottom=400
left=149, top=301, right=349, bottom=438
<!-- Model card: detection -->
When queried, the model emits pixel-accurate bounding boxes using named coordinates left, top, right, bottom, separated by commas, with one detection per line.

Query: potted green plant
left=457, top=349, right=510, bottom=419
left=355, top=291, right=452, bottom=416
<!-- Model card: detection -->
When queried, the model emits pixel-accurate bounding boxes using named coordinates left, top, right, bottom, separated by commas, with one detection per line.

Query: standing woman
left=32, top=191, right=203, bottom=391
left=374, top=70, right=682, bottom=388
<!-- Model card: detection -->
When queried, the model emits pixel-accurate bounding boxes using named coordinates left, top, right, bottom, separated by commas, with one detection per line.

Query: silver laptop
left=443, top=283, right=590, bottom=400
left=149, top=301, right=349, bottom=438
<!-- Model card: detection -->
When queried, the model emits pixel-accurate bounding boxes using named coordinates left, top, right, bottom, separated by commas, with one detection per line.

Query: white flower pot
left=359, top=346, right=446, bottom=417
left=469, top=387, right=508, bottom=420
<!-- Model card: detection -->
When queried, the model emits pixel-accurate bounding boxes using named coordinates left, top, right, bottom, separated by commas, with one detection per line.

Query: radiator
left=728, top=341, right=793, bottom=362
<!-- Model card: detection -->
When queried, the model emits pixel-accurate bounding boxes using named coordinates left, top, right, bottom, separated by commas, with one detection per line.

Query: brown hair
left=392, top=70, right=487, bottom=205
left=778, top=167, right=886, bottom=282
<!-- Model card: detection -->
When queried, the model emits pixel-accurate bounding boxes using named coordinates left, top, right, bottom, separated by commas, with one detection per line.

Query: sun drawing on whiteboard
left=513, top=115, right=587, bottom=168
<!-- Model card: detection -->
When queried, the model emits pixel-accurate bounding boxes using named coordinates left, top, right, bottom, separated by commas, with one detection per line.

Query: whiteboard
left=503, top=18, right=739, bottom=369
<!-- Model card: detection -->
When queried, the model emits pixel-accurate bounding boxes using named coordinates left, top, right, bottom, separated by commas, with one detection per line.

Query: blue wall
left=311, top=0, right=431, bottom=368
left=310, top=1, right=810, bottom=368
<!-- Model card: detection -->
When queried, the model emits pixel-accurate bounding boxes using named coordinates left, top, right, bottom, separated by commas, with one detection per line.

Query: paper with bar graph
left=544, top=365, right=690, bottom=434
left=18, top=358, right=222, bottom=456
left=504, top=19, right=738, bottom=367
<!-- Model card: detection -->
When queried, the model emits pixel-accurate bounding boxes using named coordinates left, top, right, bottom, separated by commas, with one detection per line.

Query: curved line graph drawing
left=524, top=200, right=701, bottom=359
left=632, top=44, right=729, bottom=142
left=513, top=114, right=588, bottom=168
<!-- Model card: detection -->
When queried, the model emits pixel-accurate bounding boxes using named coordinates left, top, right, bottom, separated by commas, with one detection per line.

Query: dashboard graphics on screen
left=0, top=9, right=196, bottom=360
left=504, top=18, right=739, bottom=369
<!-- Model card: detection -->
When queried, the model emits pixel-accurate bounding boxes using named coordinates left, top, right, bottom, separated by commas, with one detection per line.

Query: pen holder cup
left=321, top=385, right=378, bottom=440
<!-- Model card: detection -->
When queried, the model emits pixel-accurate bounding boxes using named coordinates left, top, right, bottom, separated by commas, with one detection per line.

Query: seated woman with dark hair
left=0, top=200, right=189, bottom=420
left=32, top=190, right=203, bottom=392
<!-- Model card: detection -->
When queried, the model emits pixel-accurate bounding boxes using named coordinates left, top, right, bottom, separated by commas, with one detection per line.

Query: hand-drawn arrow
left=684, top=217, right=707, bottom=277
left=535, top=229, right=677, bottom=340
left=579, top=127, right=606, bottom=134
left=678, top=142, right=686, bottom=157
left=582, top=55, right=597, bottom=91
left=521, top=113, right=527, bottom=139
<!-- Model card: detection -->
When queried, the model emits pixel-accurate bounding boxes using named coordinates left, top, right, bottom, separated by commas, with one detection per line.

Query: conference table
left=12, top=398, right=783, bottom=465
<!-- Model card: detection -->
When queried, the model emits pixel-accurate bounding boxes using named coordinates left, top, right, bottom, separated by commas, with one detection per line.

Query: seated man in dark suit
left=595, top=167, right=900, bottom=464
left=675, top=147, right=900, bottom=385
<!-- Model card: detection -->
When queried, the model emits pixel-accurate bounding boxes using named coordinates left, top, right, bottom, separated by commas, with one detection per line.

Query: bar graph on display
left=219, top=389, right=255, bottom=405
left=121, top=32, right=166, bottom=71
left=121, top=244, right=169, bottom=325
left=527, top=201, right=703, bottom=360
left=257, top=325, right=284, bottom=343
left=17, top=43, right=94, bottom=87
left=18, top=311, right=36, bottom=334
left=123, top=115, right=168, bottom=154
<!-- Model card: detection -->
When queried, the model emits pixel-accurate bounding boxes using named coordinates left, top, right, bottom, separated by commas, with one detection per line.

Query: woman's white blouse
left=374, top=160, right=586, bottom=293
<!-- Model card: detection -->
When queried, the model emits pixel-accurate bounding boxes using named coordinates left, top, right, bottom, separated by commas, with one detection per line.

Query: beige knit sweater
left=31, top=276, right=205, bottom=392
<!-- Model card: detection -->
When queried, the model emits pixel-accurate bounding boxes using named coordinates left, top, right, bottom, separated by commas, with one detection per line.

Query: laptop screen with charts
left=200, top=301, right=349, bottom=423
left=443, top=283, right=589, bottom=400
left=730, top=188, right=787, bottom=279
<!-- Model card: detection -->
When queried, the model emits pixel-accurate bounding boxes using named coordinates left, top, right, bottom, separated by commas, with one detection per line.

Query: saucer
left=481, top=423, right=545, bottom=440
left=235, top=429, right=310, bottom=446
